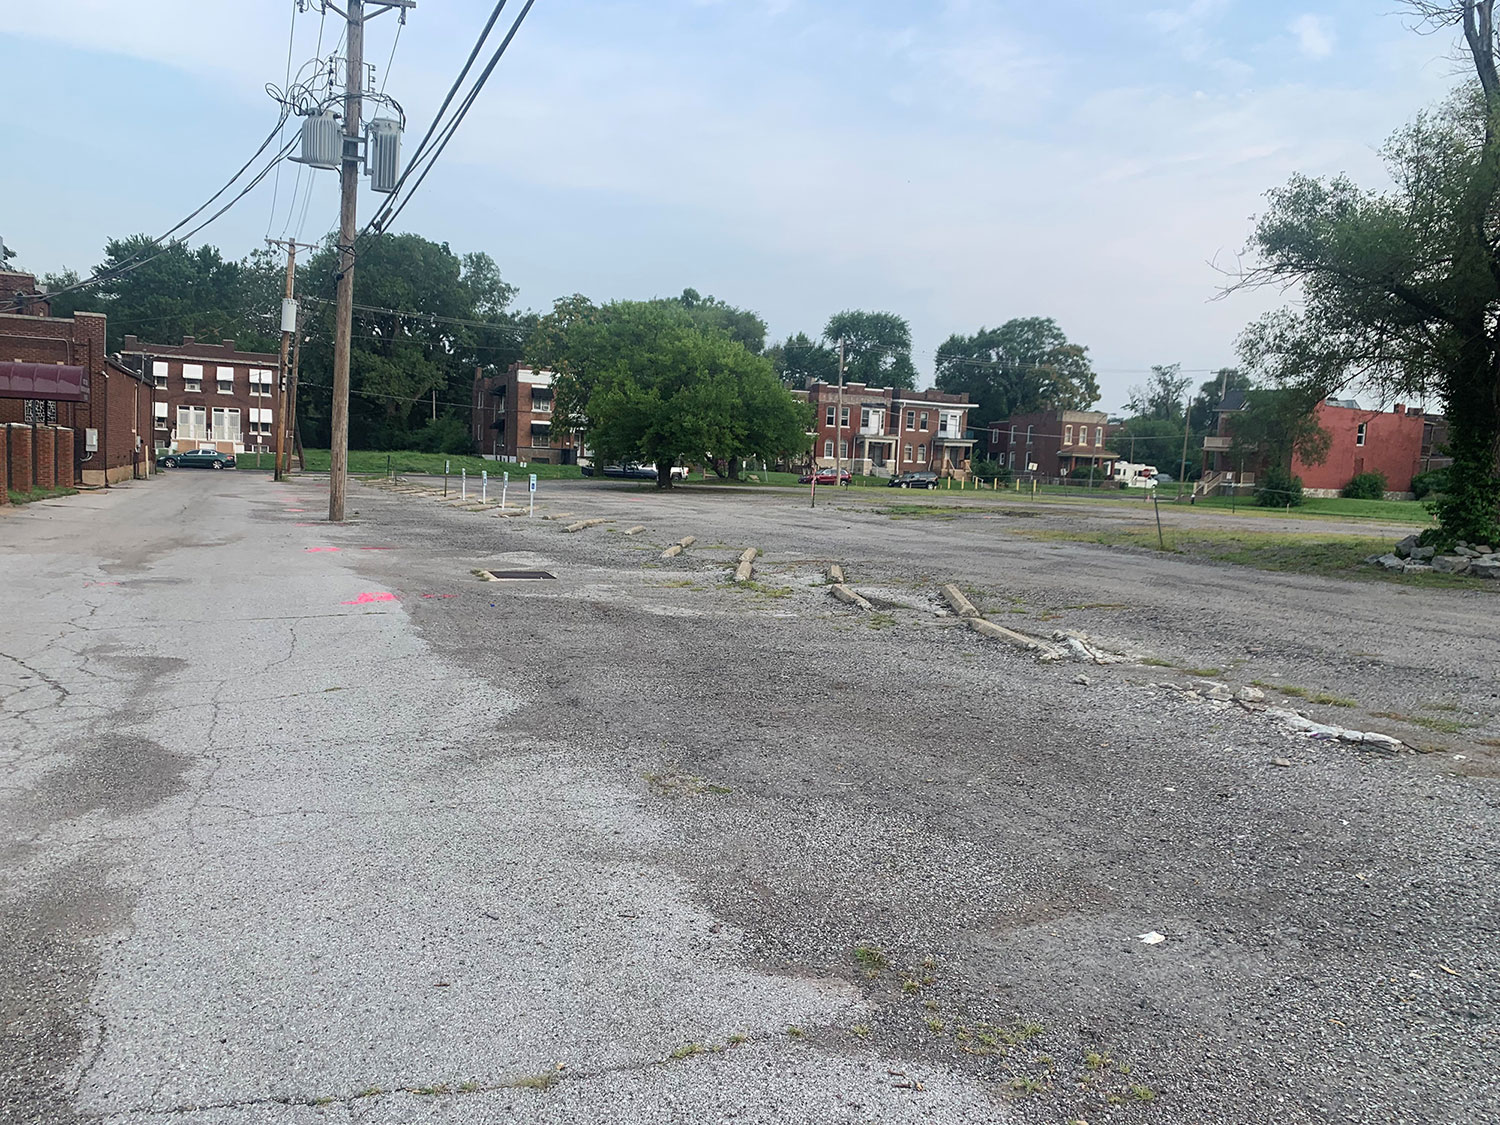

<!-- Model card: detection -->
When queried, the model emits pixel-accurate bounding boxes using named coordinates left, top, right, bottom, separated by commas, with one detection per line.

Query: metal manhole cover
left=483, top=569, right=557, bottom=581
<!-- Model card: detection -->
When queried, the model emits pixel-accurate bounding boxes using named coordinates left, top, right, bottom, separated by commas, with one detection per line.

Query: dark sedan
left=889, top=471, right=939, bottom=488
left=157, top=449, right=236, bottom=470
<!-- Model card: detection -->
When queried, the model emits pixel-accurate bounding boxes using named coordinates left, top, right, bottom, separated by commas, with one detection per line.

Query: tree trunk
left=1435, top=327, right=1500, bottom=544
left=655, top=459, right=674, bottom=490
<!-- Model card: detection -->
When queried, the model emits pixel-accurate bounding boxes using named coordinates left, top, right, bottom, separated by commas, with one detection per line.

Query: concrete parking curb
left=565, top=518, right=609, bottom=533
left=541, top=512, right=577, bottom=521
left=828, top=564, right=845, bottom=584
left=941, top=584, right=980, bottom=619
left=829, top=584, right=873, bottom=611
left=969, top=617, right=1066, bottom=661
left=624, top=525, right=647, bottom=536
left=661, top=535, right=696, bottom=560
left=734, top=548, right=757, bottom=583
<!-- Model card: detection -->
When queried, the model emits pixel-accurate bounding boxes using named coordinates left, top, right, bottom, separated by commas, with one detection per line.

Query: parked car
left=798, top=468, right=853, bottom=485
left=585, top=462, right=690, bottom=481
left=157, top=449, right=235, bottom=470
left=888, top=471, right=939, bottom=489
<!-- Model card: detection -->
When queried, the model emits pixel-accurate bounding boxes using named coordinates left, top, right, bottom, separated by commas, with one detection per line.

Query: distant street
left=2, top=472, right=1496, bottom=1125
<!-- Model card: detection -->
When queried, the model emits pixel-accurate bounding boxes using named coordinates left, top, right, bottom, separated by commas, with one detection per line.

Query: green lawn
left=1187, top=494, right=1435, bottom=525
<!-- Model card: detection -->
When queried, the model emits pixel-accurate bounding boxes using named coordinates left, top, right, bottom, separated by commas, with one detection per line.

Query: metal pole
left=834, top=337, right=845, bottom=481
left=1177, top=392, right=1190, bottom=501
left=328, top=0, right=364, bottom=523
left=287, top=323, right=304, bottom=473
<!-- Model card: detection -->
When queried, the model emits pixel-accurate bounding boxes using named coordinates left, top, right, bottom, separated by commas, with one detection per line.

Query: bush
left=1257, top=465, right=1305, bottom=507
left=1068, top=465, right=1107, bottom=482
left=411, top=415, right=475, bottom=454
left=1340, top=470, right=1387, bottom=500
left=970, top=459, right=1011, bottom=484
left=1410, top=468, right=1449, bottom=500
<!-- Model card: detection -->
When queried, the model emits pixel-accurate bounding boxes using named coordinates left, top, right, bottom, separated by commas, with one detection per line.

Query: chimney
left=123, top=334, right=138, bottom=348
left=182, top=336, right=195, bottom=347
left=222, top=340, right=234, bottom=351
left=1394, top=404, right=1405, bottom=415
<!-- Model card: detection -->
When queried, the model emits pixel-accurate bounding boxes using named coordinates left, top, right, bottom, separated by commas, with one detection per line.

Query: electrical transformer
left=365, top=118, right=402, bottom=193
left=292, top=111, right=341, bottom=170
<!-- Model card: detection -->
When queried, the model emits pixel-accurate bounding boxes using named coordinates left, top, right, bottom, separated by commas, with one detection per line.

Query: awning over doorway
left=0, top=362, right=89, bottom=402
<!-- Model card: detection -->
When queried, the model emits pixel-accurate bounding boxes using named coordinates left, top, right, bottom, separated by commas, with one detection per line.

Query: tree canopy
left=1234, top=0, right=1500, bottom=543
left=546, top=301, right=810, bottom=487
left=1125, top=363, right=1191, bottom=422
left=933, top=317, right=1099, bottom=424
left=824, top=310, right=918, bottom=390
left=767, top=331, right=838, bottom=389
left=297, top=233, right=522, bottom=450
left=662, top=288, right=768, bottom=354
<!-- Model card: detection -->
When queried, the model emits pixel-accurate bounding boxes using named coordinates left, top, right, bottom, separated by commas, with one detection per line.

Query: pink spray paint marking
left=285, top=508, right=307, bottom=512
left=306, top=547, right=341, bottom=553
left=341, top=592, right=399, bottom=605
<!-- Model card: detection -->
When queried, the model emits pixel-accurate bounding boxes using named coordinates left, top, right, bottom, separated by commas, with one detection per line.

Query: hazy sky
left=0, top=1, right=1469, bottom=410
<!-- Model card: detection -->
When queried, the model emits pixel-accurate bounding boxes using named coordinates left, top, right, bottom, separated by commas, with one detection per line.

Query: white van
left=1112, top=462, right=1159, bottom=488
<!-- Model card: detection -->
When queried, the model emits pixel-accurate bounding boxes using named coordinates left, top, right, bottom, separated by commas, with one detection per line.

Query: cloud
left=1289, top=14, right=1335, bottom=60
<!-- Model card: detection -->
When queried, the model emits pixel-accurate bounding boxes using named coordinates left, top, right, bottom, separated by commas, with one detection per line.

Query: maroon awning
left=0, top=362, right=89, bottom=402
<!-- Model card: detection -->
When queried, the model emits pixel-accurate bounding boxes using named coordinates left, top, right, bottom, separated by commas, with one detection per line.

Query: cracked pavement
left=1, top=473, right=1497, bottom=1124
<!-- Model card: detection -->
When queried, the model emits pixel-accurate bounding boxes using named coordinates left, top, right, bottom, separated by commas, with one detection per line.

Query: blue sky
left=0, top=1, right=1468, bottom=411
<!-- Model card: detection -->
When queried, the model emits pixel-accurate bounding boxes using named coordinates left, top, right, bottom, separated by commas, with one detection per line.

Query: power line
left=379, top=11, right=404, bottom=95
left=371, top=0, right=539, bottom=235
left=266, top=0, right=301, bottom=238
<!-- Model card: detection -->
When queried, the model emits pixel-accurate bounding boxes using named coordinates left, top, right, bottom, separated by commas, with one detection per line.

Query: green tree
left=550, top=301, right=810, bottom=488
left=1126, top=363, right=1192, bottom=422
left=767, top=331, right=838, bottom=388
left=665, top=288, right=767, bottom=354
left=1227, top=387, right=1332, bottom=486
left=297, top=233, right=521, bottom=450
left=824, top=310, right=917, bottom=390
left=1113, top=418, right=1189, bottom=475
left=933, top=317, right=1099, bottom=424
left=1234, top=0, right=1500, bottom=544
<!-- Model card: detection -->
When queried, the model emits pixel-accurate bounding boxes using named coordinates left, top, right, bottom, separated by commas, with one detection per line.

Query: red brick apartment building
left=471, top=364, right=580, bottom=464
left=796, top=381, right=977, bottom=477
left=1, top=270, right=152, bottom=493
left=118, top=335, right=280, bottom=456
left=1204, top=391, right=1429, bottom=497
left=986, top=409, right=1120, bottom=478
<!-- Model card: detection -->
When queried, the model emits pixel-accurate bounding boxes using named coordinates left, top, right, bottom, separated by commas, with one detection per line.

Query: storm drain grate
left=482, top=569, right=557, bottom=581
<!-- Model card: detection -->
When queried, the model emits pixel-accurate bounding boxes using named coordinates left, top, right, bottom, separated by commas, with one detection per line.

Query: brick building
left=119, top=335, right=280, bottom=456
left=797, top=382, right=977, bottom=477
left=470, top=364, right=581, bottom=464
left=1, top=269, right=152, bottom=491
left=986, top=409, right=1119, bottom=478
left=1205, top=393, right=1428, bottom=497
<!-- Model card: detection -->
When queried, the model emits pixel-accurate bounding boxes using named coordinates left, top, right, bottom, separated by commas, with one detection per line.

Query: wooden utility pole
left=328, top=0, right=364, bottom=522
left=266, top=238, right=316, bottom=481
left=288, top=326, right=305, bottom=472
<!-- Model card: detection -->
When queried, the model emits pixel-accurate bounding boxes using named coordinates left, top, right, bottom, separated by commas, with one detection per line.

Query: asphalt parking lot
left=2, top=472, right=1496, bottom=1124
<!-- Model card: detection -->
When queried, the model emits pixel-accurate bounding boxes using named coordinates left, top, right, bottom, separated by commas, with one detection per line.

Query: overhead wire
left=266, top=0, right=301, bottom=238
left=371, top=0, right=538, bottom=236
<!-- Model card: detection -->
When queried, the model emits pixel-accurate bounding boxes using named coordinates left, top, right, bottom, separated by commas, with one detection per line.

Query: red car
left=798, top=468, right=853, bottom=485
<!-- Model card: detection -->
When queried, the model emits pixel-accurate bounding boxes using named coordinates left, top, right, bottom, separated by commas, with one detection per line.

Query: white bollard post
left=481, top=470, right=487, bottom=503
left=502, top=471, right=509, bottom=509
left=461, top=468, right=467, bottom=501
left=529, top=472, right=537, bottom=517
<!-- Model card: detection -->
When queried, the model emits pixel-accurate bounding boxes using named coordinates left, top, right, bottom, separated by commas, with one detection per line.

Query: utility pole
left=834, top=337, right=846, bottom=480
left=289, top=328, right=305, bottom=472
left=328, top=0, right=365, bottom=522
left=1178, top=391, right=1191, bottom=500
left=266, top=238, right=316, bottom=481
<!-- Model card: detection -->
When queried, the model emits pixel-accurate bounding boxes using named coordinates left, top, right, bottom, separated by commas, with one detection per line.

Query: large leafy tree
left=1126, top=363, right=1192, bottom=422
left=297, top=233, right=521, bottom=450
left=933, top=317, right=1099, bottom=424
left=1234, top=0, right=1500, bottom=544
left=1189, top=367, right=1254, bottom=436
left=665, top=288, right=767, bottom=354
left=767, top=331, right=838, bottom=388
left=550, top=301, right=810, bottom=488
left=823, top=310, right=918, bottom=390
left=1227, top=387, right=1332, bottom=476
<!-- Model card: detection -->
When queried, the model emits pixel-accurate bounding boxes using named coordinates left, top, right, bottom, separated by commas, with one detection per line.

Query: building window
left=1009, top=425, right=1016, bottom=444
left=177, top=405, right=207, bottom=440
left=1025, top=424, right=1034, bottom=444
left=1356, top=422, right=1367, bottom=446
left=919, top=411, right=929, bottom=430
left=249, top=407, right=274, bottom=435
left=152, top=360, right=168, bottom=388
left=906, top=409, right=915, bottom=430
left=917, top=443, right=927, bottom=463
left=210, top=407, right=241, bottom=443
left=840, top=406, right=850, bottom=428
left=824, top=440, right=833, bottom=458
left=825, top=405, right=835, bottom=427
left=839, top=440, right=848, bottom=458
left=860, top=407, right=870, bottom=429
left=1064, top=424, right=1073, bottom=446
left=1008, top=451, right=1015, bottom=468
left=216, top=366, right=235, bottom=394
left=904, top=443, right=913, bottom=462
left=1095, top=426, right=1103, bottom=447
left=250, top=369, right=274, bottom=397
left=182, top=363, right=203, bottom=392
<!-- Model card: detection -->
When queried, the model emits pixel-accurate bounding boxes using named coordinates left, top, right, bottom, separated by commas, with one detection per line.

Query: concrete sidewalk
left=1, top=475, right=992, bottom=1124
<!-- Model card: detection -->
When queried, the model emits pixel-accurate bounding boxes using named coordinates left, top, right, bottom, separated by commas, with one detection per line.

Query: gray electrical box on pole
left=292, top=111, right=342, bottom=170
left=366, top=118, right=402, bottom=193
